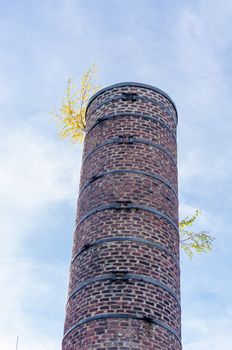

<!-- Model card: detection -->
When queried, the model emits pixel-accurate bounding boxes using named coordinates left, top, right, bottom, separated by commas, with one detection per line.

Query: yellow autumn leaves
left=180, top=210, right=214, bottom=258
left=54, top=64, right=100, bottom=143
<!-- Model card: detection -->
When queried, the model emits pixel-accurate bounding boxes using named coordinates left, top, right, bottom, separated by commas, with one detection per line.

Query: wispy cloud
left=183, top=314, right=232, bottom=350
left=0, top=114, right=81, bottom=348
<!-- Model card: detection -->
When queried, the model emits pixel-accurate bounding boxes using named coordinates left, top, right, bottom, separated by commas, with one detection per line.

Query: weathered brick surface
left=84, top=116, right=177, bottom=158
left=65, top=281, right=181, bottom=332
left=63, top=83, right=181, bottom=349
left=80, top=143, right=177, bottom=190
left=86, top=86, right=177, bottom=131
left=64, top=318, right=180, bottom=350
left=69, top=240, right=180, bottom=295
left=77, top=172, right=178, bottom=222
left=72, top=210, right=179, bottom=258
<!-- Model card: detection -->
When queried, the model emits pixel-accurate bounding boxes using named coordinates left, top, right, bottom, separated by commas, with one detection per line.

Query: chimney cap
left=86, top=82, right=177, bottom=118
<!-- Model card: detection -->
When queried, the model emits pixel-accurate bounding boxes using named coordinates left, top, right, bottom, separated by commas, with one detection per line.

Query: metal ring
left=75, top=203, right=178, bottom=233
left=67, top=272, right=180, bottom=305
left=86, top=82, right=178, bottom=120
left=85, top=112, right=177, bottom=141
left=63, top=313, right=181, bottom=344
left=87, top=95, right=177, bottom=124
left=71, top=236, right=179, bottom=265
left=79, top=169, right=178, bottom=200
left=82, top=137, right=177, bottom=167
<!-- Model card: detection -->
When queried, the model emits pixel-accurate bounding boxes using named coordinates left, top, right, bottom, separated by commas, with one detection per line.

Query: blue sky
left=1, top=0, right=232, bottom=349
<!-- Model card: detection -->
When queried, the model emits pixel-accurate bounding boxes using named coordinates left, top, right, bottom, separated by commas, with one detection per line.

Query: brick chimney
left=62, top=82, right=181, bottom=349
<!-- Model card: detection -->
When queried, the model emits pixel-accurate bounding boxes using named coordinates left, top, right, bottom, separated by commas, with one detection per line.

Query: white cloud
left=178, top=148, right=232, bottom=186
left=183, top=314, right=232, bottom=350
left=0, top=115, right=81, bottom=349
left=0, top=127, right=76, bottom=209
left=0, top=257, right=66, bottom=350
left=0, top=116, right=80, bottom=237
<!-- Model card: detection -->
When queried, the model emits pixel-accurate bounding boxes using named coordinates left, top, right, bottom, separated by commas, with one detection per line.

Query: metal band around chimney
left=75, top=203, right=178, bottom=233
left=86, top=82, right=178, bottom=121
left=82, top=137, right=177, bottom=167
left=85, top=112, right=177, bottom=141
left=79, top=169, right=178, bottom=200
left=71, top=236, right=179, bottom=265
left=88, top=95, right=177, bottom=124
left=67, top=273, right=180, bottom=305
left=63, top=313, right=181, bottom=344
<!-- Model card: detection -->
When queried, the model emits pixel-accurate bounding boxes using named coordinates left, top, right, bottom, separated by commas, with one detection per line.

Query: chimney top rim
left=86, top=82, right=177, bottom=117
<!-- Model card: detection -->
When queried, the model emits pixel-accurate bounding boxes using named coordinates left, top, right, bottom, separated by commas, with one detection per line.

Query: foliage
left=54, top=64, right=100, bottom=143
left=179, top=210, right=214, bottom=258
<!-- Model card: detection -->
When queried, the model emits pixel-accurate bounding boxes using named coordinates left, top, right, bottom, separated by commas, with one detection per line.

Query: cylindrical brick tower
left=63, top=82, right=181, bottom=350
